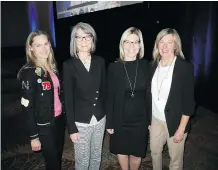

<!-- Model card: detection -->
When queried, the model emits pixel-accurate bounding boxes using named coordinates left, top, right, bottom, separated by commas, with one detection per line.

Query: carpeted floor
left=2, top=106, right=218, bottom=170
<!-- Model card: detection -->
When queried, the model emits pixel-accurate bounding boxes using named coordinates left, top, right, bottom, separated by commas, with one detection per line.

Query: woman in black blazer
left=63, top=22, right=106, bottom=170
left=18, top=30, right=65, bottom=170
left=106, top=27, right=150, bottom=170
left=148, top=28, right=195, bottom=170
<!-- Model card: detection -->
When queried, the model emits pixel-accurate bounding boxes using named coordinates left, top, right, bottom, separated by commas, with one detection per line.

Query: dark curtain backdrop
left=181, top=2, right=218, bottom=112
left=53, top=2, right=218, bottom=113
left=1, top=1, right=54, bottom=47
left=1, top=2, right=217, bottom=112
left=1, top=2, right=29, bottom=47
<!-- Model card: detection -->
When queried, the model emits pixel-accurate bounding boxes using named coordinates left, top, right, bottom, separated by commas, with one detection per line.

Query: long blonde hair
left=152, top=28, right=184, bottom=63
left=18, top=30, right=57, bottom=79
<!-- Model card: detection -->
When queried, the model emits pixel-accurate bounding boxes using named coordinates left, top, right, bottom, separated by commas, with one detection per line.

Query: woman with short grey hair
left=70, top=22, right=97, bottom=57
left=63, top=22, right=106, bottom=170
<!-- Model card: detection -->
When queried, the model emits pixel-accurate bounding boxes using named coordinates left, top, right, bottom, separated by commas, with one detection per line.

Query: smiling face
left=158, top=34, right=176, bottom=59
left=30, top=35, right=51, bottom=60
left=76, top=28, right=92, bottom=53
left=123, top=33, right=140, bottom=61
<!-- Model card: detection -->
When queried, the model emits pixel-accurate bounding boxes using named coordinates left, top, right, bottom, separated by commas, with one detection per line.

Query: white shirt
left=151, top=56, right=177, bottom=121
left=82, top=57, right=91, bottom=72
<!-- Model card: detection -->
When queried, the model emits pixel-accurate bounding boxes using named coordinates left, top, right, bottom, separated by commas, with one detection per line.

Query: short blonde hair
left=152, top=28, right=184, bottom=63
left=119, top=27, right=144, bottom=61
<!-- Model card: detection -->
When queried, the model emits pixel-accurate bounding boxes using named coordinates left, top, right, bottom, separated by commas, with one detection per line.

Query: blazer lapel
left=88, top=55, right=95, bottom=74
left=149, top=61, right=158, bottom=85
left=74, top=57, right=90, bottom=73
left=166, top=57, right=180, bottom=106
left=89, top=55, right=99, bottom=75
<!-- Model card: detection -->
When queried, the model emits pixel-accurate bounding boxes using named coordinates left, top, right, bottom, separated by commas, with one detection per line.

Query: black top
left=107, top=59, right=150, bottom=157
left=63, top=55, right=106, bottom=134
left=122, top=60, right=148, bottom=125
left=18, top=63, right=64, bottom=140
left=148, top=57, right=195, bottom=137
left=106, top=59, right=151, bottom=129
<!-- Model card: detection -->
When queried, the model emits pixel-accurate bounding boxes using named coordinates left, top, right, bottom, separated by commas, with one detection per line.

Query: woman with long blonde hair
left=18, top=30, right=65, bottom=170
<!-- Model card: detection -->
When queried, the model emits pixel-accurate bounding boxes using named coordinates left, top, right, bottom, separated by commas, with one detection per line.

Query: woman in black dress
left=106, top=27, right=150, bottom=170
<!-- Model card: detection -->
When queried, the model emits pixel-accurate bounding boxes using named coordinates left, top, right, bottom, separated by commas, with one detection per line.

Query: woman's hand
left=173, top=128, right=184, bottom=143
left=31, top=138, right=41, bottom=151
left=173, top=115, right=189, bottom=143
left=107, top=129, right=114, bottom=134
left=70, top=133, right=80, bottom=143
left=148, top=125, right=151, bottom=130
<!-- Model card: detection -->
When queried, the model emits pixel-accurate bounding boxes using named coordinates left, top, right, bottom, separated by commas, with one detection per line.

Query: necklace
left=156, top=59, right=174, bottom=100
left=123, top=60, right=138, bottom=97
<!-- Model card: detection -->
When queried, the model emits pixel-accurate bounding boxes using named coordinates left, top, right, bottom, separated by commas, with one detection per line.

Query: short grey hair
left=119, top=27, right=144, bottom=61
left=70, top=22, right=97, bottom=58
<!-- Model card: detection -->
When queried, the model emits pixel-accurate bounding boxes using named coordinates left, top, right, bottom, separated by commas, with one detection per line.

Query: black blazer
left=148, top=57, right=195, bottom=137
left=106, top=59, right=150, bottom=129
left=63, top=55, right=106, bottom=134
left=19, top=63, right=65, bottom=140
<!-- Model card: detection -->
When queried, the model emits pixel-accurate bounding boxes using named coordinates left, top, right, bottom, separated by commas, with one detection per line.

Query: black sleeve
left=182, top=62, right=195, bottom=116
left=100, top=58, right=107, bottom=110
left=20, top=69, right=39, bottom=140
left=57, top=73, right=66, bottom=115
left=63, top=61, right=78, bottom=134
left=106, top=63, right=115, bottom=129
left=145, top=60, right=152, bottom=125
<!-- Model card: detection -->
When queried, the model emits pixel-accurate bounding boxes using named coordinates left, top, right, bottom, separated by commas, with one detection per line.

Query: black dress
left=108, top=59, right=149, bottom=157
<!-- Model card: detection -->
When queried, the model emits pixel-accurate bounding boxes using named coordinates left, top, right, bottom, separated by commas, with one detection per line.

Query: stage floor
left=2, top=106, right=218, bottom=170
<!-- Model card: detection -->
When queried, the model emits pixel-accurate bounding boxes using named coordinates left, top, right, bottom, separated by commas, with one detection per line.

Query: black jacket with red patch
left=18, top=63, right=65, bottom=140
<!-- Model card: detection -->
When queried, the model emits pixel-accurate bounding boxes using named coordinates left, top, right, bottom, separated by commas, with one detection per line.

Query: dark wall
left=1, top=1, right=54, bottom=48
left=1, top=2, right=29, bottom=47
left=53, top=1, right=218, bottom=112
left=53, top=2, right=187, bottom=65
left=1, top=2, right=217, bottom=112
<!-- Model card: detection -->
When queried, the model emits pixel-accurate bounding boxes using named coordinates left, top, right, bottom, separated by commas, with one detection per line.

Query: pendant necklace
left=123, top=60, right=138, bottom=97
left=156, top=59, right=174, bottom=100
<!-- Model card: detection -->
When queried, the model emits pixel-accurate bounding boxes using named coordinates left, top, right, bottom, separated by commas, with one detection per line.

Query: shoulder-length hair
left=152, top=28, right=184, bottom=63
left=119, top=27, right=144, bottom=61
left=70, top=22, right=97, bottom=58
left=17, top=30, right=57, bottom=79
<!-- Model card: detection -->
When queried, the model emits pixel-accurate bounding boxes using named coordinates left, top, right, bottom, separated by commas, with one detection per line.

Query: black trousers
left=38, top=114, right=65, bottom=170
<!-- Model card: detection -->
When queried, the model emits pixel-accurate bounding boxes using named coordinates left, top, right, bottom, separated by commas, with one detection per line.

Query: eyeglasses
left=75, top=35, right=92, bottom=42
left=124, top=40, right=140, bottom=47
